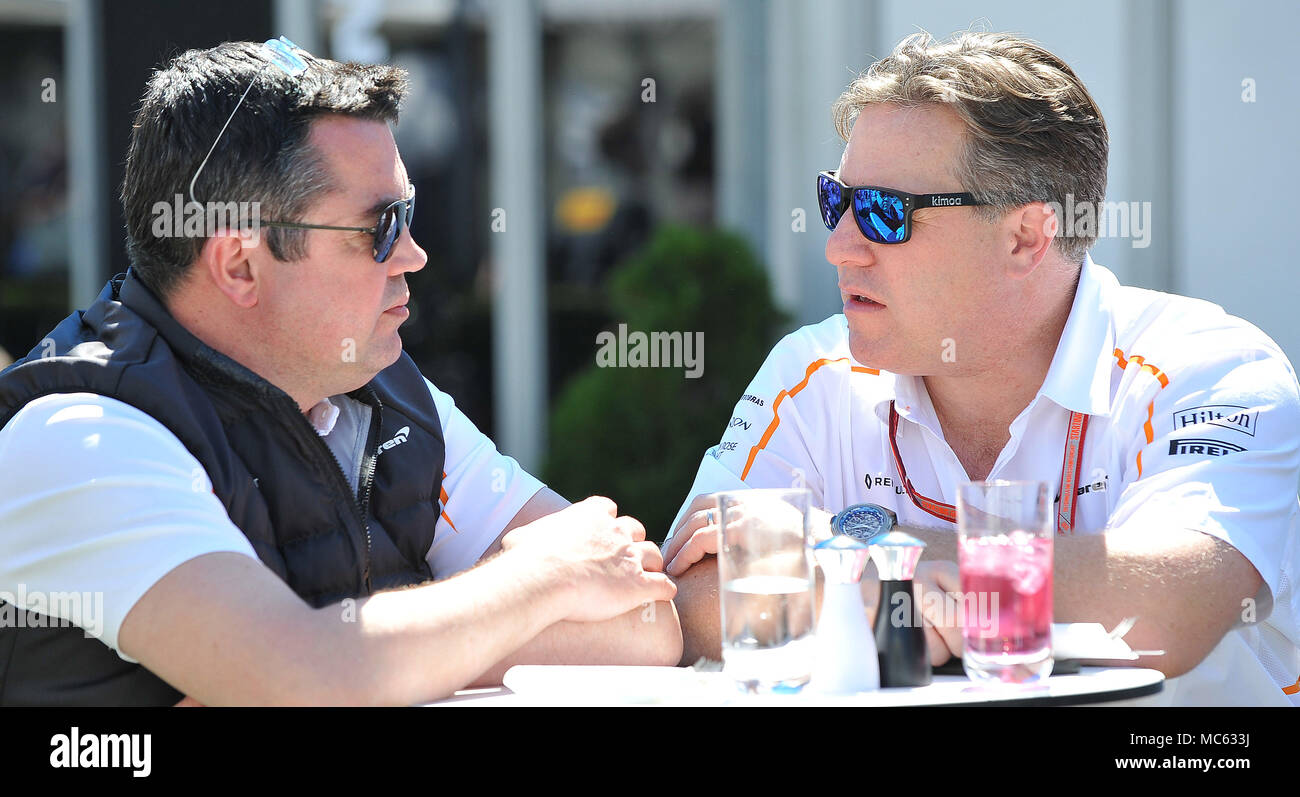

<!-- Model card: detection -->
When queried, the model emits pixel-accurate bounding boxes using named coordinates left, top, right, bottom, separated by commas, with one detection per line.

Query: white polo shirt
left=671, top=255, right=1300, bottom=706
left=0, top=377, right=544, bottom=660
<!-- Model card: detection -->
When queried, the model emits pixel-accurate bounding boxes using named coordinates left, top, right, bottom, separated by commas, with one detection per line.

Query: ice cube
left=1011, top=558, right=1047, bottom=594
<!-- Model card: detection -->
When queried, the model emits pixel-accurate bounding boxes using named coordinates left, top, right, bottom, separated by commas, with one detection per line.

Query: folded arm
left=121, top=549, right=571, bottom=705
left=119, top=496, right=677, bottom=705
left=896, top=522, right=1263, bottom=677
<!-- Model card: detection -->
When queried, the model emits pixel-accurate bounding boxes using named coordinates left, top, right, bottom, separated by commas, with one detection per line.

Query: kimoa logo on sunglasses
left=150, top=193, right=262, bottom=244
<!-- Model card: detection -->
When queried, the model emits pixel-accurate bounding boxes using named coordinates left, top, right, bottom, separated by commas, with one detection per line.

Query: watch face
left=838, top=505, right=891, bottom=543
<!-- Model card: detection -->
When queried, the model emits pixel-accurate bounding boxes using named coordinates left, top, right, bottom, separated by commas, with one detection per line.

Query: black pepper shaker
left=868, top=531, right=932, bottom=687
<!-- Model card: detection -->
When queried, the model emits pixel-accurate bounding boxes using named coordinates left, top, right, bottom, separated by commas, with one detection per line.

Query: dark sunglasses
left=817, top=170, right=986, bottom=244
left=262, top=188, right=416, bottom=263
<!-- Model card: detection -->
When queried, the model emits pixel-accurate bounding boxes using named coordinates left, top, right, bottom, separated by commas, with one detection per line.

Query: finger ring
left=706, top=509, right=716, bottom=525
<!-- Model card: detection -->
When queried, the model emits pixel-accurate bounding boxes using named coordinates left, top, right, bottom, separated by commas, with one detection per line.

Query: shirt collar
left=871, top=253, right=1117, bottom=423
left=305, top=396, right=341, bottom=436
left=1036, top=253, right=1117, bottom=417
left=869, top=369, right=944, bottom=435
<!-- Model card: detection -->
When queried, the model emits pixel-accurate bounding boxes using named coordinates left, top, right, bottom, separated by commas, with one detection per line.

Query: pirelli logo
left=1168, top=438, right=1247, bottom=457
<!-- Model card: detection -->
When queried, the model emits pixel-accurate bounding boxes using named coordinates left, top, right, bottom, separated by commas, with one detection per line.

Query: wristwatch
left=830, top=503, right=897, bottom=543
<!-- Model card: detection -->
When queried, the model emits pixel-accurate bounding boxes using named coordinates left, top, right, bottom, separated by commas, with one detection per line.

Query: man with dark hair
left=0, top=39, right=680, bottom=706
left=664, top=30, right=1300, bottom=705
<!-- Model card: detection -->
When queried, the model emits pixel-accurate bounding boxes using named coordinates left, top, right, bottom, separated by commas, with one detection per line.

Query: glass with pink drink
left=956, top=481, right=1054, bottom=684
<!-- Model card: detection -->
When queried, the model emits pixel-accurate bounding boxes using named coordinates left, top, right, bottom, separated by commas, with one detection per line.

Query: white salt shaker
left=810, top=535, right=879, bottom=694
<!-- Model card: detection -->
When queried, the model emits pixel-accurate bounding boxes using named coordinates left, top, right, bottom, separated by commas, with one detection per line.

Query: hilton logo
left=1168, top=438, right=1246, bottom=457
left=1172, top=404, right=1257, bottom=437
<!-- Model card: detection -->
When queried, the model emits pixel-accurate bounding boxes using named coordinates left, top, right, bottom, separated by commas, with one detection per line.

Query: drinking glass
left=716, top=488, right=816, bottom=693
left=956, top=481, right=1054, bottom=684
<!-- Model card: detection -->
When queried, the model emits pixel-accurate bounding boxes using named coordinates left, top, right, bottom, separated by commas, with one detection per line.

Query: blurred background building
left=1, top=0, right=1296, bottom=528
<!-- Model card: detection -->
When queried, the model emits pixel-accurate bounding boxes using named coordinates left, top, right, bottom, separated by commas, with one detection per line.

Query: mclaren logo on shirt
left=380, top=426, right=410, bottom=453
left=1172, top=404, right=1257, bottom=437
left=1168, top=438, right=1247, bottom=457
left=1076, top=473, right=1109, bottom=496
left=1053, top=472, right=1108, bottom=504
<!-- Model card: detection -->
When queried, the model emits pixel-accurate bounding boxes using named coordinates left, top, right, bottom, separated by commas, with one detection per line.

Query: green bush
left=543, top=225, right=789, bottom=541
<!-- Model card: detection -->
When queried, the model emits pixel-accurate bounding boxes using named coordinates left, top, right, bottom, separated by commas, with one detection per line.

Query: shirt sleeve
left=423, top=378, right=545, bottom=577
left=1105, top=345, right=1300, bottom=613
left=667, top=330, right=832, bottom=543
left=0, top=393, right=259, bottom=661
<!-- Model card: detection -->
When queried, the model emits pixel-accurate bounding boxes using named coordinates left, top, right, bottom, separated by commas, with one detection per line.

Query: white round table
left=425, top=665, right=1164, bottom=706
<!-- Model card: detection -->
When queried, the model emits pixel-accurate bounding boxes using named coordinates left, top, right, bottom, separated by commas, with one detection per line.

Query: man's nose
left=388, top=226, right=427, bottom=276
left=825, top=210, right=875, bottom=270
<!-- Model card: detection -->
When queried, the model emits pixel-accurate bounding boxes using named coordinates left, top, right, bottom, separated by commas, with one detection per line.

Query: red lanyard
left=887, top=400, right=1090, bottom=535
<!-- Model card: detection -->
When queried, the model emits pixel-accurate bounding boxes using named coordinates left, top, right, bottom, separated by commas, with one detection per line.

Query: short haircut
left=832, top=30, right=1109, bottom=264
left=120, top=41, right=408, bottom=298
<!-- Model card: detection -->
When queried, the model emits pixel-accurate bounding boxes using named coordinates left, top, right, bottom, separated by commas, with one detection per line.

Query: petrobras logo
left=1168, top=438, right=1247, bottom=457
left=1172, top=404, right=1257, bottom=437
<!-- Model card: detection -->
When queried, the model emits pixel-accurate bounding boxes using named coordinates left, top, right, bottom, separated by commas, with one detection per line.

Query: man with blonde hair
left=665, top=30, right=1300, bottom=705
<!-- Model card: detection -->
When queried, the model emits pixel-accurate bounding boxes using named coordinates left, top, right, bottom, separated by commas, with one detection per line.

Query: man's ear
left=1005, top=202, right=1057, bottom=279
left=197, top=229, right=261, bottom=309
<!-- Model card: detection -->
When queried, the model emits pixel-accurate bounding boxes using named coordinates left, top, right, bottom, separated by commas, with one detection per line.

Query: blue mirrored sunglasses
left=816, top=170, right=986, bottom=244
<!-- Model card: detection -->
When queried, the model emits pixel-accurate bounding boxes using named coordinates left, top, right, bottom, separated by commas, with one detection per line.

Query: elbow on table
left=1140, top=619, right=1242, bottom=680
left=633, top=600, right=685, bottom=667
left=1127, top=592, right=1262, bottom=680
left=1133, top=647, right=1205, bottom=680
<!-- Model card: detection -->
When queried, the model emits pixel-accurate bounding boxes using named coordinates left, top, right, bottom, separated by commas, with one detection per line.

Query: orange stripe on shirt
left=1114, top=349, right=1170, bottom=388
left=439, top=471, right=458, bottom=533
left=1114, top=349, right=1169, bottom=478
left=740, top=358, right=878, bottom=480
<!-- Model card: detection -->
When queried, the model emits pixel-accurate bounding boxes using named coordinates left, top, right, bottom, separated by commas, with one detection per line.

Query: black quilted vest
left=0, top=271, right=446, bottom=705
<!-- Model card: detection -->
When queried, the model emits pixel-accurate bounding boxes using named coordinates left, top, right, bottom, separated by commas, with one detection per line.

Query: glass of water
left=716, top=488, right=816, bottom=694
